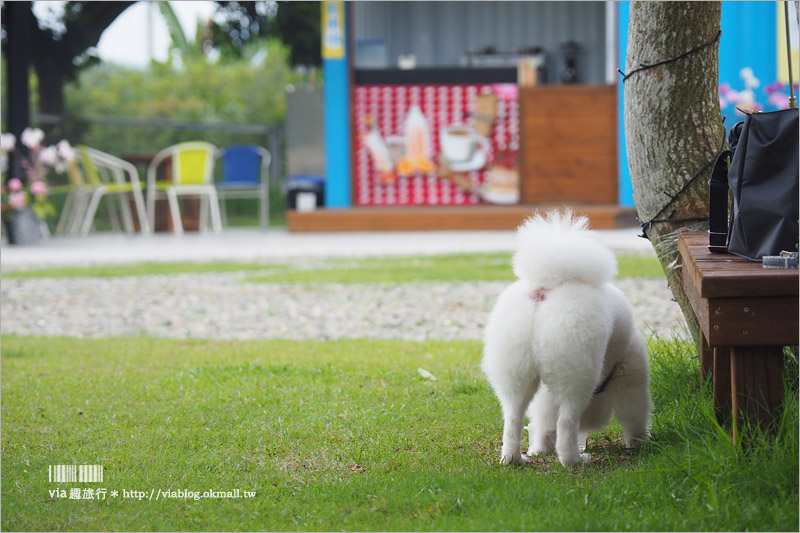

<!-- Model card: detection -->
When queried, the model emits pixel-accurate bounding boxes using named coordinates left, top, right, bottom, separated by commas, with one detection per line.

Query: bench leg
left=712, top=346, right=732, bottom=426
left=730, top=346, right=784, bottom=446
left=700, top=334, right=714, bottom=384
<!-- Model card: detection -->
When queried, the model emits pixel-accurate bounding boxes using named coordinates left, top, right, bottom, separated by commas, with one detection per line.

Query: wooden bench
left=678, top=232, right=798, bottom=444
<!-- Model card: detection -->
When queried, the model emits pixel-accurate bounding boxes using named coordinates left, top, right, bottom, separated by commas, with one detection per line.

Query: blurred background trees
left=2, top=1, right=320, bottom=149
left=2, top=1, right=321, bottom=226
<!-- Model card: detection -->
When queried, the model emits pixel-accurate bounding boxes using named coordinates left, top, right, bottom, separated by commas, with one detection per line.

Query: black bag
left=708, top=107, right=799, bottom=260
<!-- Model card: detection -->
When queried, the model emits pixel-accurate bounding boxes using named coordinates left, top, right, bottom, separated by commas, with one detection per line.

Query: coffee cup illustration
left=439, top=124, right=479, bottom=163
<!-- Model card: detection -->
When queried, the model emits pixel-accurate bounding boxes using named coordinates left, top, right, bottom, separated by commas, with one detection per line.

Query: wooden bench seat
left=678, top=232, right=798, bottom=444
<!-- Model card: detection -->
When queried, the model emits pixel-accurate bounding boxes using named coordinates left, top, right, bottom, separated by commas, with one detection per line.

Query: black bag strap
left=708, top=149, right=732, bottom=253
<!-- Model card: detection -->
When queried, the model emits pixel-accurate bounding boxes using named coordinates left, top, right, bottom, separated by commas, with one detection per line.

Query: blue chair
left=216, top=145, right=271, bottom=229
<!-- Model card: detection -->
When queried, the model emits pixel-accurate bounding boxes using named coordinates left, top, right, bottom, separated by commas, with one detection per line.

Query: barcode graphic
left=49, top=465, right=103, bottom=482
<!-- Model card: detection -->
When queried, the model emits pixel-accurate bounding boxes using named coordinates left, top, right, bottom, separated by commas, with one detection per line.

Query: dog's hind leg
left=527, top=386, right=556, bottom=456
left=610, top=344, right=653, bottom=449
left=611, top=379, right=652, bottom=448
left=498, top=377, right=539, bottom=466
left=555, top=396, right=594, bottom=466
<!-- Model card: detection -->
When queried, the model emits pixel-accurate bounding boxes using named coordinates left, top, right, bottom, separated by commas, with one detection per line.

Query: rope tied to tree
left=638, top=130, right=728, bottom=237
left=617, top=29, right=722, bottom=83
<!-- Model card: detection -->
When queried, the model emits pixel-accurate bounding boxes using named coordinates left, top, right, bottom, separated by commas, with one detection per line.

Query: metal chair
left=53, top=159, right=92, bottom=236
left=78, top=146, right=150, bottom=236
left=146, top=142, right=222, bottom=235
left=215, top=145, right=271, bottom=229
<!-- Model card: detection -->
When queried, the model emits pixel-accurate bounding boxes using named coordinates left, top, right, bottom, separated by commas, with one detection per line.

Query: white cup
left=296, top=192, right=317, bottom=213
left=440, top=124, right=478, bottom=162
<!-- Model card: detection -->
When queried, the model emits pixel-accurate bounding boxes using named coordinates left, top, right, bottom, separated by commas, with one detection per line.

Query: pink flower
left=765, top=81, right=786, bottom=94
left=725, top=89, right=741, bottom=105
left=20, top=128, right=45, bottom=151
left=7, top=177, right=23, bottom=191
left=8, top=190, right=27, bottom=209
left=768, top=92, right=790, bottom=110
left=30, top=180, right=47, bottom=196
left=1, top=133, right=16, bottom=153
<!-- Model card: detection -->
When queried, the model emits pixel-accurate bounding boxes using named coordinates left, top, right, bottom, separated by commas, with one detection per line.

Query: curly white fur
left=482, top=209, right=652, bottom=467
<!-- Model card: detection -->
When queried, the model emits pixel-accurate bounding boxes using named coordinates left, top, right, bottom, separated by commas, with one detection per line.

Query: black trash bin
left=286, top=175, right=325, bottom=209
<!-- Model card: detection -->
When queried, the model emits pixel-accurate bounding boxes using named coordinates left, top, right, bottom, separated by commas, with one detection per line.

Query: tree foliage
left=1, top=1, right=135, bottom=116
left=210, top=1, right=321, bottom=66
left=2, top=0, right=320, bottom=123
left=62, top=39, right=295, bottom=157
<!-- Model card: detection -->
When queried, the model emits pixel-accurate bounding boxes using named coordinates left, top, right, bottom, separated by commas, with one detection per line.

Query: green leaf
left=157, top=2, right=190, bottom=56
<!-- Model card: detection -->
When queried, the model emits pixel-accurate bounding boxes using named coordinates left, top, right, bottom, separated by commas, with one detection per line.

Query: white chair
left=146, top=142, right=222, bottom=235
left=78, top=146, right=151, bottom=236
left=53, top=159, right=92, bottom=236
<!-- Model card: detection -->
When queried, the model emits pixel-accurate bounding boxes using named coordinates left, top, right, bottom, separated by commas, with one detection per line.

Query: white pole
left=605, top=1, right=617, bottom=85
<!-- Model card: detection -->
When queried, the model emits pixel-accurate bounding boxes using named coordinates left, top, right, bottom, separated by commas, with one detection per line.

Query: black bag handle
left=708, top=149, right=732, bottom=253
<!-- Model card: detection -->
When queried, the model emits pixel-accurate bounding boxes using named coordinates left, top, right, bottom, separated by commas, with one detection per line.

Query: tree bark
left=20, top=2, right=135, bottom=121
left=32, top=56, right=67, bottom=139
left=624, top=1, right=725, bottom=340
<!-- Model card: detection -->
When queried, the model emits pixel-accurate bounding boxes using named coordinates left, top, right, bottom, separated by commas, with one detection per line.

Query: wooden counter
left=519, top=85, right=617, bottom=204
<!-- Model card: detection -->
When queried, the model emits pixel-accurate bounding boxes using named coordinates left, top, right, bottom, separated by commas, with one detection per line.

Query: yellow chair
left=146, top=142, right=222, bottom=235
left=78, top=146, right=150, bottom=236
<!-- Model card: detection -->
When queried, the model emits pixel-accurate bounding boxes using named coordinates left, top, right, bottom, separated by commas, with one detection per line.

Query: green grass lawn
left=2, top=253, right=665, bottom=282
left=2, top=335, right=797, bottom=531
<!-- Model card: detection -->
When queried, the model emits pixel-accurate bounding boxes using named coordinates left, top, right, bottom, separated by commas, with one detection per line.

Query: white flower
left=739, top=67, right=760, bottom=90
left=38, top=145, right=59, bottom=166
left=739, top=89, right=756, bottom=105
left=20, top=127, right=45, bottom=150
left=56, top=139, right=76, bottom=162
left=0, top=133, right=16, bottom=153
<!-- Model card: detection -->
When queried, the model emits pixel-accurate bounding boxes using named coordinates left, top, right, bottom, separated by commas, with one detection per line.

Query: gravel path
left=1, top=273, right=686, bottom=341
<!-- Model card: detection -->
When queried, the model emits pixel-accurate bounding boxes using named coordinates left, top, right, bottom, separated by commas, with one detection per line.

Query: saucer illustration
left=447, top=136, right=490, bottom=172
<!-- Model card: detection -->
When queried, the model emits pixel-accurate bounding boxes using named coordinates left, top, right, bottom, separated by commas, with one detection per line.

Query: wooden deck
left=287, top=204, right=637, bottom=232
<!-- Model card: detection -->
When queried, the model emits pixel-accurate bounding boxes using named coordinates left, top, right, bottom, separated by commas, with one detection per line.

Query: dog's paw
left=556, top=450, right=582, bottom=467
left=580, top=452, right=592, bottom=465
left=528, top=434, right=555, bottom=456
left=500, top=452, right=529, bottom=466
left=625, top=431, right=651, bottom=449
left=527, top=444, right=551, bottom=457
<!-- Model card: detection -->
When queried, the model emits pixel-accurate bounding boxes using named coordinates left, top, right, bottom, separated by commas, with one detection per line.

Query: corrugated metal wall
left=352, top=1, right=608, bottom=84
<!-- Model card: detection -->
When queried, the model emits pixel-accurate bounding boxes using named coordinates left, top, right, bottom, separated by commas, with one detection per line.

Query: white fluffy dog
left=482, top=210, right=652, bottom=466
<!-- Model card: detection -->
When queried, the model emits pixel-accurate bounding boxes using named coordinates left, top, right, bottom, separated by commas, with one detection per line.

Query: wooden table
left=678, top=232, right=798, bottom=444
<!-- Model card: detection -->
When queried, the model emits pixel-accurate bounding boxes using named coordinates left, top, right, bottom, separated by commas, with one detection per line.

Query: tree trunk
left=624, top=1, right=725, bottom=341
left=33, top=56, right=67, bottom=140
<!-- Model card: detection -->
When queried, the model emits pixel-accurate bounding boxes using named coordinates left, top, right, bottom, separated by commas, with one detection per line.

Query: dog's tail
left=512, top=209, right=617, bottom=287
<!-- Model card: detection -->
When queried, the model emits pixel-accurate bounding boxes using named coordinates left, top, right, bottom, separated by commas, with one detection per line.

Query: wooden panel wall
left=519, top=85, right=617, bottom=204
